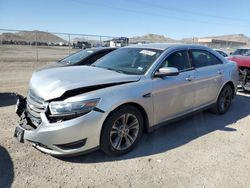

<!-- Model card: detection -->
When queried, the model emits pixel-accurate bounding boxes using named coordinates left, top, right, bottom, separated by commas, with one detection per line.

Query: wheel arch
left=219, top=81, right=236, bottom=99
left=100, top=102, right=150, bottom=145
left=225, top=81, right=236, bottom=98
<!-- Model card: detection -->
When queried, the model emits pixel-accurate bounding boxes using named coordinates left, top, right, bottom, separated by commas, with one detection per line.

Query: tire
left=210, top=85, right=233, bottom=114
left=100, top=105, right=143, bottom=156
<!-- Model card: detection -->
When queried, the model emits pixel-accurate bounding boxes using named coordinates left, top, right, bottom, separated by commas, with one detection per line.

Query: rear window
left=190, top=50, right=222, bottom=68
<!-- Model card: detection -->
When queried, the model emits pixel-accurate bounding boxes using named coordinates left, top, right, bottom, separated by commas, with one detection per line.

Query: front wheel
left=210, top=85, right=233, bottom=114
left=100, top=105, right=143, bottom=156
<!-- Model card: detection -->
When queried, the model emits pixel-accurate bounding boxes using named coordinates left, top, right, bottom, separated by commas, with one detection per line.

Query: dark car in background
left=39, top=47, right=116, bottom=70
left=72, top=41, right=92, bottom=49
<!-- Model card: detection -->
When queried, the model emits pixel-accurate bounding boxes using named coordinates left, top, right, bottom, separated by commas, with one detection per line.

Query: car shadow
left=0, top=145, right=14, bottom=188
left=61, top=94, right=250, bottom=163
left=0, top=93, right=17, bottom=107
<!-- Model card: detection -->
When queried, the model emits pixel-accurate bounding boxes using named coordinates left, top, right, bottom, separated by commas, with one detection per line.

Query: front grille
left=26, top=91, right=46, bottom=127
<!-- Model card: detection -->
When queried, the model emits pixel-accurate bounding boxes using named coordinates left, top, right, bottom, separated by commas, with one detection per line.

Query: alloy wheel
left=109, top=113, right=140, bottom=151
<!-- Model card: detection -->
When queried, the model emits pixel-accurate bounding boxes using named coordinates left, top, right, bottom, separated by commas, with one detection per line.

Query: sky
left=0, top=0, right=250, bottom=39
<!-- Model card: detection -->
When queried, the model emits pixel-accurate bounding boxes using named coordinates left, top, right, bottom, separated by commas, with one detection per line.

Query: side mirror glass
left=154, top=67, right=179, bottom=77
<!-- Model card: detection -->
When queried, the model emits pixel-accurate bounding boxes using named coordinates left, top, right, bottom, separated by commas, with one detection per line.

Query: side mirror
left=230, top=52, right=232, bottom=55
left=154, top=67, right=179, bottom=77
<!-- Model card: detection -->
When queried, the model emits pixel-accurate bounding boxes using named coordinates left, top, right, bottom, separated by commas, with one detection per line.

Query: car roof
left=124, top=43, right=207, bottom=51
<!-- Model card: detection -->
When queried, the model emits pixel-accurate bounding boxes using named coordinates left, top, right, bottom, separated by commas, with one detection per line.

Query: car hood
left=29, top=66, right=141, bottom=101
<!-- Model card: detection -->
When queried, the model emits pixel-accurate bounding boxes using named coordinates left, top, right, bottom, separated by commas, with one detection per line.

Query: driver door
left=152, top=50, right=196, bottom=125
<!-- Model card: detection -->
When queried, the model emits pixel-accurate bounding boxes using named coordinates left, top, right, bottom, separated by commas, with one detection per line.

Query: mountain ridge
left=1, top=31, right=249, bottom=45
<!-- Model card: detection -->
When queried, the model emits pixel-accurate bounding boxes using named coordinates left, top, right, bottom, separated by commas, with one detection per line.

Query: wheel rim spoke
left=127, top=134, right=134, bottom=143
left=121, top=114, right=129, bottom=125
left=114, top=136, right=123, bottom=150
left=110, top=128, right=118, bottom=136
left=124, top=135, right=132, bottom=147
left=127, top=120, right=139, bottom=130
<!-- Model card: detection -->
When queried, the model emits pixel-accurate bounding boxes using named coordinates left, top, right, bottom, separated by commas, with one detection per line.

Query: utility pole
left=35, top=31, right=38, bottom=62
left=68, top=34, right=71, bottom=55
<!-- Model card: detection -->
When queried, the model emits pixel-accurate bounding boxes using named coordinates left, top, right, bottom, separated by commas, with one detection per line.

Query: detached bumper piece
left=14, top=126, right=24, bottom=143
left=16, top=94, right=26, bottom=117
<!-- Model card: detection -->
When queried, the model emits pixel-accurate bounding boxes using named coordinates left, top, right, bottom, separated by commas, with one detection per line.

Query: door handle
left=185, top=75, right=193, bottom=81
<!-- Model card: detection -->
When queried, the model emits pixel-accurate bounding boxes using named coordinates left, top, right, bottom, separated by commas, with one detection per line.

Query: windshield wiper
left=92, top=65, right=127, bottom=74
left=105, top=67, right=126, bottom=74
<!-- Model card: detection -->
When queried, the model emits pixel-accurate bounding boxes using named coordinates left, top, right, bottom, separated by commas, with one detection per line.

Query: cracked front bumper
left=14, top=97, right=105, bottom=157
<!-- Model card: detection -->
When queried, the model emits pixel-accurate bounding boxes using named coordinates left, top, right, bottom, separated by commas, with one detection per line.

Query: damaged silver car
left=14, top=44, right=238, bottom=157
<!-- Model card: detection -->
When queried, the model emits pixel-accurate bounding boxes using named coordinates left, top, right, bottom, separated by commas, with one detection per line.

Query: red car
left=228, top=56, right=250, bottom=91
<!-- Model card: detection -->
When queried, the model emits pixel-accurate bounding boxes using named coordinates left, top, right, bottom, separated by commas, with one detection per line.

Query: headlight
left=49, top=98, right=100, bottom=116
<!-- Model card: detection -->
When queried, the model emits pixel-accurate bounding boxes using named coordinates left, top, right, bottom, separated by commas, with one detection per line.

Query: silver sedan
left=14, top=43, right=239, bottom=157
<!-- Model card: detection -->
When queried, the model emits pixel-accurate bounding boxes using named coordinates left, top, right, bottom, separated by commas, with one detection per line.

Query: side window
left=160, top=50, right=191, bottom=71
left=86, top=51, right=109, bottom=65
left=190, top=50, right=222, bottom=68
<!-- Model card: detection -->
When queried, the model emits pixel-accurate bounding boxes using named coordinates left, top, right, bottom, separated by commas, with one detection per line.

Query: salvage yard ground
left=1, top=46, right=250, bottom=187
left=0, top=45, right=78, bottom=63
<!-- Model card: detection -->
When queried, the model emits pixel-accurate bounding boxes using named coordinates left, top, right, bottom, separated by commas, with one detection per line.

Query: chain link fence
left=0, top=29, right=115, bottom=63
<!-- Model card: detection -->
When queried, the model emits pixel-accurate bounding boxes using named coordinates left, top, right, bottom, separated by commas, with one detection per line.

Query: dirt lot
left=1, top=59, right=250, bottom=187
left=0, top=45, right=78, bottom=63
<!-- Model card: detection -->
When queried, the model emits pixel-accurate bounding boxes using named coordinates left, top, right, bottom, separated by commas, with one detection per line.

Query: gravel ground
left=1, top=61, right=250, bottom=188
left=0, top=45, right=78, bottom=62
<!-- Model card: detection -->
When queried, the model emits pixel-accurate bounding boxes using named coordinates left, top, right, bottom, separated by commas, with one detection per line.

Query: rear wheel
left=100, top=105, right=143, bottom=156
left=210, top=85, right=233, bottom=114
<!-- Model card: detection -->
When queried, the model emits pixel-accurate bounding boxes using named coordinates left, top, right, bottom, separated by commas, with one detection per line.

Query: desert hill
left=129, top=34, right=177, bottom=44
left=0, top=30, right=66, bottom=43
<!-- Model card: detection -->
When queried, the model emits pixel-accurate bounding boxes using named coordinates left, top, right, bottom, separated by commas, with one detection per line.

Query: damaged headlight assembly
left=48, top=98, right=100, bottom=120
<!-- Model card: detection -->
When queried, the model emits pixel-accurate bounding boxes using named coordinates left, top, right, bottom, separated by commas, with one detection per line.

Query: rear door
left=189, top=49, right=224, bottom=108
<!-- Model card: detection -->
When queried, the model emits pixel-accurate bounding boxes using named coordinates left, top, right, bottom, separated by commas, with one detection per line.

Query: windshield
left=93, top=48, right=163, bottom=75
left=232, top=49, right=250, bottom=55
left=59, top=49, right=95, bottom=65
